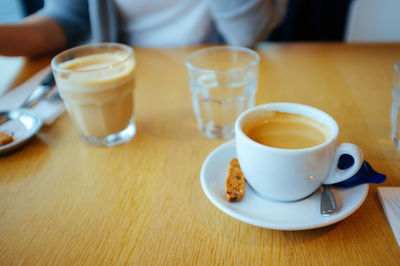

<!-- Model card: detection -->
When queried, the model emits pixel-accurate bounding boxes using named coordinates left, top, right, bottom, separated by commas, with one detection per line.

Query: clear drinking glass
left=51, top=43, right=136, bottom=146
left=186, top=46, right=259, bottom=139
left=392, top=60, right=400, bottom=149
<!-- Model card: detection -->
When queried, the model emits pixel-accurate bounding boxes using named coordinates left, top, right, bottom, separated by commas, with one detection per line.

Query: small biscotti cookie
left=225, top=158, right=246, bottom=202
left=0, top=131, right=13, bottom=146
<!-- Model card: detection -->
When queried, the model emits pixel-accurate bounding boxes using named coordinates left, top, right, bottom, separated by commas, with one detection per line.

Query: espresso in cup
left=235, top=103, right=363, bottom=201
left=243, top=111, right=332, bottom=149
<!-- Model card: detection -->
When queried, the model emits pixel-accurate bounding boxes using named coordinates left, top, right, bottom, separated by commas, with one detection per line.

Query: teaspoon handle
left=22, top=72, right=55, bottom=108
left=321, top=185, right=338, bottom=216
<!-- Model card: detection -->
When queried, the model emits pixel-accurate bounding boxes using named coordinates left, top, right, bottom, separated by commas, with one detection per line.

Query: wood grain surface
left=1, top=43, right=400, bottom=265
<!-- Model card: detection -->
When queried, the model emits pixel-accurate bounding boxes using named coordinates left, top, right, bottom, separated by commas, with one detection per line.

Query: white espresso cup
left=235, top=102, right=363, bottom=201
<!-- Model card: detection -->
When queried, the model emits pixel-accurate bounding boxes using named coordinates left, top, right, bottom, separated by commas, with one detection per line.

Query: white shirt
left=114, top=0, right=219, bottom=47
left=40, top=0, right=287, bottom=48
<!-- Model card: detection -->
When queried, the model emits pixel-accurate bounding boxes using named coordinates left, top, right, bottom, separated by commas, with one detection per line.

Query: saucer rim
left=200, top=140, right=369, bottom=230
left=0, top=109, right=43, bottom=155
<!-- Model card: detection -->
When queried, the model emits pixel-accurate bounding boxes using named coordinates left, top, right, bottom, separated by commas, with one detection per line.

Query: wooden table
left=1, top=43, right=399, bottom=265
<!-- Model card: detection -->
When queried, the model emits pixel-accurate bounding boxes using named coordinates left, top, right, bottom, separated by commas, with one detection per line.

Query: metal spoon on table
left=320, top=185, right=338, bottom=216
left=0, top=72, right=55, bottom=155
left=0, top=72, right=55, bottom=124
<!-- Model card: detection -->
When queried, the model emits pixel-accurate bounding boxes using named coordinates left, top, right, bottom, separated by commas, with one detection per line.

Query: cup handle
left=323, top=143, right=364, bottom=185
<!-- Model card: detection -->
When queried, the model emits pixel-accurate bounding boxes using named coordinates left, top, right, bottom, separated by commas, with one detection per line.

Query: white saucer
left=200, top=140, right=369, bottom=230
left=0, top=109, right=43, bottom=155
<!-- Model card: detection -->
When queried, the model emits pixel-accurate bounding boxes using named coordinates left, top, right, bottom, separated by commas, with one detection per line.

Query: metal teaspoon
left=0, top=72, right=55, bottom=124
left=320, top=185, right=338, bottom=216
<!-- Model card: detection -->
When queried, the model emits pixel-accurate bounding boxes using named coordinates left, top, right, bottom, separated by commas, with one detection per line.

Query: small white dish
left=200, top=140, right=369, bottom=230
left=0, top=109, right=43, bottom=155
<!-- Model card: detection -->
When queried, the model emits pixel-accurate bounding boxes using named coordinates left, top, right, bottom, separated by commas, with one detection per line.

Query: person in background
left=0, top=0, right=287, bottom=57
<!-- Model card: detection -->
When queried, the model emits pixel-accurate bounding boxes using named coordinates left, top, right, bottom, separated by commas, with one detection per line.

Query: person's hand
left=0, top=15, right=66, bottom=57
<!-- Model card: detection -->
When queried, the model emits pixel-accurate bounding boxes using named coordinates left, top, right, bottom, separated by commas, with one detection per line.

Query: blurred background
left=0, top=0, right=43, bottom=23
left=0, top=0, right=46, bottom=94
left=1, top=0, right=399, bottom=42
left=0, top=0, right=350, bottom=41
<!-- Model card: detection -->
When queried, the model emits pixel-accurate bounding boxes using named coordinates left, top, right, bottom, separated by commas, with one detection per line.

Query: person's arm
left=208, top=0, right=287, bottom=47
left=0, top=15, right=66, bottom=57
left=0, top=0, right=91, bottom=57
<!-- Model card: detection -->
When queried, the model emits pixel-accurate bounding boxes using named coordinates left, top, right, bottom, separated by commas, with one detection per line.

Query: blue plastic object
left=334, top=155, right=386, bottom=188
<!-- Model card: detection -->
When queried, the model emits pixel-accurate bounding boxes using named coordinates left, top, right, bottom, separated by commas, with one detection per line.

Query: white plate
left=0, top=109, right=43, bottom=155
left=200, top=140, right=369, bottom=230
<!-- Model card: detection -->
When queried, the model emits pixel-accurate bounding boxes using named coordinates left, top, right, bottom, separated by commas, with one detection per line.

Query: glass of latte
left=51, top=43, right=136, bottom=146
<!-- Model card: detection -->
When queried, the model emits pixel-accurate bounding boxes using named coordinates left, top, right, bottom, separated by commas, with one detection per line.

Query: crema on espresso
left=243, top=111, right=332, bottom=149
